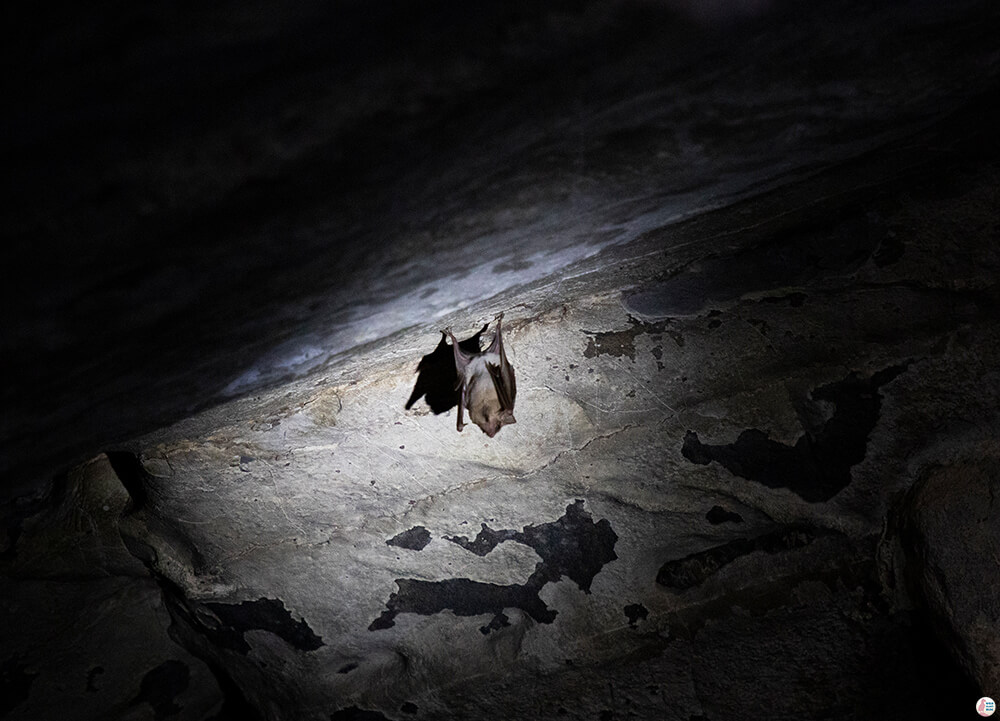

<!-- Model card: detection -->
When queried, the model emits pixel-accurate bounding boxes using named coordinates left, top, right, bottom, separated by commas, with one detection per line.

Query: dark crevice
left=105, top=451, right=150, bottom=510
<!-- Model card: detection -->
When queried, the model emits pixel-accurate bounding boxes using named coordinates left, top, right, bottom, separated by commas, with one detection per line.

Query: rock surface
left=109, top=148, right=999, bottom=719
left=1, top=455, right=225, bottom=721
left=3, top=2, right=1000, bottom=720
left=898, top=458, right=1000, bottom=695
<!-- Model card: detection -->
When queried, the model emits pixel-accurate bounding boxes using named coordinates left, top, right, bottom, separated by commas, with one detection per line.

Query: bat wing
left=445, top=329, right=475, bottom=376
left=487, top=360, right=516, bottom=412
left=485, top=312, right=516, bottom=412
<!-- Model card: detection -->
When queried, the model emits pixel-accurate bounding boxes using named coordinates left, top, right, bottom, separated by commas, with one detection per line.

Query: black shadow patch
left=682, top=365, right=907, bottom=502
left=705, top=506, right=744, bottom=525
left=386, top=526, right=431, bottom=551
left=330, top=707, right=392, bottom=721
left=199, top=598, right=324, bottom=653
left=129, top=660, right=189, bottom=721
left=656, top=524, right=835, bottom=590
left=405, top=324, right=487, bottom=413
left=0, top=657, right=38, bottom=717
left=369, top=500, right=618, bottom=632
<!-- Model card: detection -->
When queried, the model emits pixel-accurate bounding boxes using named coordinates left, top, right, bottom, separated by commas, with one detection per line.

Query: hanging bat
left=444, top=313, right=517, bottom=437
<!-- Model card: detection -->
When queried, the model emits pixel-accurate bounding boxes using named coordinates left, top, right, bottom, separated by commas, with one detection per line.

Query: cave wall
left=3, top=2, right=1000, bottom=720
left=32, top=154, right=994, bottom=720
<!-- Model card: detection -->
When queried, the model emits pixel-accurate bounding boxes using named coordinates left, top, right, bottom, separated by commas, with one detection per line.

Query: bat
left=444, top=313, right=517, bottom=437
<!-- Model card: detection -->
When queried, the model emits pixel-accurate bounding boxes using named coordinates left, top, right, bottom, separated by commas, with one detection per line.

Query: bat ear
left=502, top=411, right=516, bottom=425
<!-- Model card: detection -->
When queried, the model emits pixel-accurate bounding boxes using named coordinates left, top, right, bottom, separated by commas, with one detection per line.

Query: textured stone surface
left=106, top=151, right=1000, bottom=719
left=0, top=455, right=224, bottom=721
left=4, top=2, right=1000, bottom=720
left=899, top=457, right=1000, bottom=694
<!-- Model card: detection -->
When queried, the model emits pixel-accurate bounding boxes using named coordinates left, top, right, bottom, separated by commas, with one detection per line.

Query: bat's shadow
left=405, top=324, right=488, bottom=414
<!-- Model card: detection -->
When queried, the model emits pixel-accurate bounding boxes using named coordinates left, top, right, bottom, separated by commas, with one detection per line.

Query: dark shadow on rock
left=682, top=365, right=907, bottom=502
left=623, top=206, right=883, bottom=318
left=1, top=473, right=70, bottom=561
left=202, top=598, right=324, bottom=654
left=657, top=524, right=836, bottom=591
left=405, top=324, right=488, bottom=413
left=129, top=660, right=189, bottom=721
left=0, top=657, right=38, bottom=717
left=330, top=706, right=393, bottom=720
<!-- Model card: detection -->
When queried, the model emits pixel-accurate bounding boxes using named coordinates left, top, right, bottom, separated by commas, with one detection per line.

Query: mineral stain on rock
left=85, top=665, right=104, bottom=692
left=200, top=597, right=324, bottom=653
left=583, top=319, right=669, bottom=361
left=656, top=524, right=834, bottom=590
left=584, top=326, right=639, bottom=360
left=330, top=706, right=393, bottom=721
left=369, top=500, right=618, bottom=632
left=624, top=603, right=649, bottom=628
left=129, top=660, right=189, bottom=721
left=682, top=365, right=907, bottom=502
left=386, top=526, right=432, bottom=551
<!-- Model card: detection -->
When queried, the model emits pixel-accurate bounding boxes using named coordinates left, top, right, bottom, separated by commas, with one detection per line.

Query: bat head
left=477, top=410, right=516, bottom=438
left=468, top=384, right=517, bottom=437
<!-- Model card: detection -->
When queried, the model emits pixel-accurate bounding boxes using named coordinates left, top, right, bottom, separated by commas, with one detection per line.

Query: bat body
left=445, top=313, right=517, bottom=437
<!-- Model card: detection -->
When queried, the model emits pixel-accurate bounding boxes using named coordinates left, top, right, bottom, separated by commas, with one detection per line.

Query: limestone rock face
left=110, top=155, right=999, bottom=720
left=900, top=458, right=1000, bottom=694
left=0, top=455, right=224, bottom=721
left=4, top=2, right=1000, bottom=720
